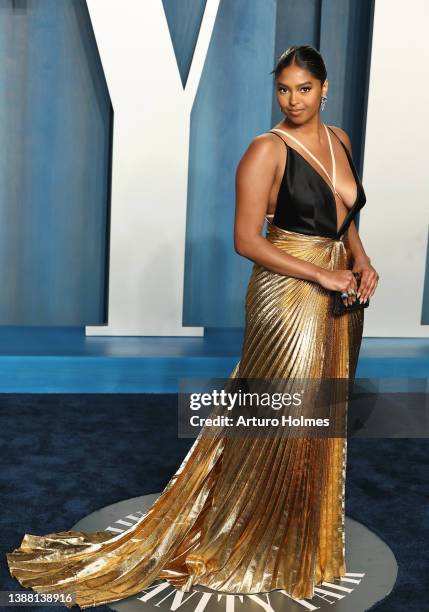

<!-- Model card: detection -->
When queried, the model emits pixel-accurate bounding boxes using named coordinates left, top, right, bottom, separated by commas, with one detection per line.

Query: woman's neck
left=281, top=114, right=325, bottom=141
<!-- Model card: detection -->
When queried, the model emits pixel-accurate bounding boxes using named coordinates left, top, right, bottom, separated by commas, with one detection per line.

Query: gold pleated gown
left=7, top=220, right=364, bottom=608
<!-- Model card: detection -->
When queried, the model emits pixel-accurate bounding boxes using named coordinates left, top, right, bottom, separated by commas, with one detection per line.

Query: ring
left=348, top=289, right=356, bottom=296
left=340, top=292, right=348, bottom=299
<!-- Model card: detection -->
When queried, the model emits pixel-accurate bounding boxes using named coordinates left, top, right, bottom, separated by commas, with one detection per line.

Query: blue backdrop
left=6, top=1, right=424, bottom=330
left=0, top=0, right=111, bottom=325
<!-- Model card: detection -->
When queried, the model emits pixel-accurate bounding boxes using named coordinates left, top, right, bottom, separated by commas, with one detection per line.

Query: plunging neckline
left=269, top=125, right=361, bottom=237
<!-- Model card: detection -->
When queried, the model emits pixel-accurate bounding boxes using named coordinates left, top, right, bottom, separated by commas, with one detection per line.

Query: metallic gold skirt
left=6, top=221, right=364, bottom=608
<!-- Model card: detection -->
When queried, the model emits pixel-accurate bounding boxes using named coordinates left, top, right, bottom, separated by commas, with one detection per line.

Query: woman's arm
left=346, top=220, right=371, bottom=266
left=328, top=126, right=379, bottom=302
left=346, top=220, right=379, bottom=302
left=234, top=135, right=357, bottom=296
left=234, top=135, right=323, bottom=283
left=330, top=128, right=370, bottom=266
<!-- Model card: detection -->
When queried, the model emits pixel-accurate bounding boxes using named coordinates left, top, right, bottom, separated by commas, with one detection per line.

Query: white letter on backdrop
left=85, top=0, right=220, bottom=335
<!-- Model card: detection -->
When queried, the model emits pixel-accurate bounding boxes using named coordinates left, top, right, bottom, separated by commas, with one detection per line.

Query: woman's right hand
left=316, top=269, right=358, bottom=305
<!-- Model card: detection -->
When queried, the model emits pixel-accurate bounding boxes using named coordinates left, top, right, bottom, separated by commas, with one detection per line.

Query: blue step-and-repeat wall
left=0, top=0, right=427, bottom=336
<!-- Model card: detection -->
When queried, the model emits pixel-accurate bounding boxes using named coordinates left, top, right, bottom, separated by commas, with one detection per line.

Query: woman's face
left=275, top=64, right=327, bottom=124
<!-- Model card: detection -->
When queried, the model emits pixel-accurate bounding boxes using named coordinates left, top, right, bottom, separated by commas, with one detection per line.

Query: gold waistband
left=264, top=217, right=348, bottom=272
left=265, top=217, right=345, bottom=244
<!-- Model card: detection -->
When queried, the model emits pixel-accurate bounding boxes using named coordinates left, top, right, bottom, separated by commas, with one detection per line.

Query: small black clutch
left=332, top=272, right=369, bottom=315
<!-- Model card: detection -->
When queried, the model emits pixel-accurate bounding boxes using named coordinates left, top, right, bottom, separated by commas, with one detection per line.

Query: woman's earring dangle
left=320, top=95, right=327, bottom=111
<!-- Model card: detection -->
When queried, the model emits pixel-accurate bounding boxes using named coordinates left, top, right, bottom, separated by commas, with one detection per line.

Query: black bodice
left=268, top=126, right=366, bottom=239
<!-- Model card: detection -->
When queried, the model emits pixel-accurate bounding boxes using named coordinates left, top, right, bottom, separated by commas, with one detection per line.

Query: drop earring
left=320, top=95, right=327, bottom=111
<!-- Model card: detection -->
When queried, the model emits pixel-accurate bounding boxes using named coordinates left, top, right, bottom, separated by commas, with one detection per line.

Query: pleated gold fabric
left=7, top=220, right=364, bottom=609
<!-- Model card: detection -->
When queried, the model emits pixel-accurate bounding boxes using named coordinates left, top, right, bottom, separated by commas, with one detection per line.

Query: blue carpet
left=0, top=394, right=427, bottom=611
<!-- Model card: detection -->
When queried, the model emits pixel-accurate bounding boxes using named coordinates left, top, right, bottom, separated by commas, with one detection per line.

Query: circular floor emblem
left=72, top=495, right=397, bottom=612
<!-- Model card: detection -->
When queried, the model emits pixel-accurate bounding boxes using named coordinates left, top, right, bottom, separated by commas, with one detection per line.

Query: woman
left=7, top=46, right=379, bottom=608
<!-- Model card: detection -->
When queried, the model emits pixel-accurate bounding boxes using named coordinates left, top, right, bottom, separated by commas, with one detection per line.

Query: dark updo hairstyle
left=270, top=45, right=327, bottom=85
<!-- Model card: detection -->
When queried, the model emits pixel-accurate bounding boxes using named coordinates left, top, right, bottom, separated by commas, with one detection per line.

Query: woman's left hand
left=352, top=258, right=379, bottom=303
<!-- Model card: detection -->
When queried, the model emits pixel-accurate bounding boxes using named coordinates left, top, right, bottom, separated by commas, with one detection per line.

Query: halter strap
left=271, top=124, right=340, bottom=198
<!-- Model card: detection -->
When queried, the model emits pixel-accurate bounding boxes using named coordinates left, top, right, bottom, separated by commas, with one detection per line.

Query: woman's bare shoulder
left=236, top=132, right=285, bottom=185
left=240, top=131, right=287, bottom=164
left=328, top=125, right=353, bottom=154
left=253, top=130, right=287, bottom=146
